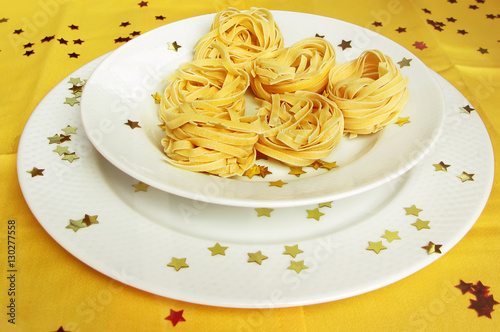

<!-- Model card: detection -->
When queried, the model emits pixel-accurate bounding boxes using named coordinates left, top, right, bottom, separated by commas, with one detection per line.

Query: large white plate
left=18, top=55, right=493, bottom=308
left=80, top=11, right=445, bottom=208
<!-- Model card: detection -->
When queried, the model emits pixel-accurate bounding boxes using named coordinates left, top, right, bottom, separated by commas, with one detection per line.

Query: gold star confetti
left=47, top=134, right=63, bottom=144
left=168, top=41, right=181, bottom=51
left=321, top=161, right=339, bottom=170
left=395, top=117, right=411, bottom=126
left=381, top=230, right=401, bottom=242
left=318, top=201, right=332, bottom=208
left=167, top=257, right=189, bottom=271
left=208, top=243, right=228, bottom=256
left=27, top=167, right=44, bottom=177
left=68, top=77, right=82, bottom=85
left=69, top=85, right=83, bottom=93
left=404, top=205, right=423, bottom=216
left=82, top=214, right=99, bottom=226
left=422, top=241, right=442, bottom=255
left=61, top=152, right=80, bottom=163
left=412, top=218, right=431, bottom=231
left=309, top=160, right=324, bottom=169
left=52, top=145, right=70, bottom=156
left=289, top=166, right=306, bottom=177
left=151, top=92, right=161, bottom=104
left=60, top=134, right=71, bottom=143
left=259, top=165, right=272, bottom=178
left=247, top=251, right=268, bottom=265
left=366, top=241, right=387, bottom=254
left=269, top=180, right=287, bottom=187
left=283, top=244, right=303, bottom=258
left=125, top=120, right=141, bottom=129
left=460, top=105, right=475, bottom=114
left=158, top=122, right=166, bottom=131
left=433, top=161, right=450, bottom=172
left=64, top=96, right=79, bottom=106
left=255, top=208, right=273, bottom=217
left=61, top=125, right=78, bottom=135
left=65, top=219, right=86, bottom=232
left=287, top=260, right=309, bottom=274
left=132, top=181, right=149, bottom=192
left=397, top=57, right=412, bottom=68
left=457, top=172, right=474, bottom=182
left=306, top=208, right=325, bottom=221
left=244, top=164, right=261, bottom=179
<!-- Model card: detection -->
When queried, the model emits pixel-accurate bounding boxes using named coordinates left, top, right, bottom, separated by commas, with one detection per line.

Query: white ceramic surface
left=18, top=54, right=493, bottom=308
left=80, top=11, right=445, bottom=208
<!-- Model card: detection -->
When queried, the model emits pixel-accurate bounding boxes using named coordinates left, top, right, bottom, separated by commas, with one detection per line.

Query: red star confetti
left=478, top=47, right=488, bottom=54
left=73, top=39, right=84, bottom=45
left=460, top=105, right=475, bottom=114
left=455, top=280, right=474, bottom=294
left=138, top=1, right=148, bottom=7
left=469, top=5, right=479, bottom=10
left=114, top=36, right=131, bottom=43
left=27, top=167, right=44, bottom=177
left=125, top=120, right=141, bottom=129
left=13, top=29, right=24, bottom=34
left=372, top=21, right=382, bottom=27
left=23, top=50, right=35, bottom=57
left=156, top=15, right=166, bottom=20
left=447, top=17, right=457, bottom=23
left=54, top=327, right=70, bottom=332
left=456, top=280, right=498, bottom=318
left=422, top=8, right=431, bottom=14
left=413, top=41, right=428, bottom=50
left=68, top=52, right=80, bottom=58
left=130, top=31, right=141, bottom=37
left=23, top=42, right=34, bottom=48
left=395, top=27, right=406, bottom=33
left=57, top=38, right=68, bottom=45
left=165, top=309, right=186, bottom=326
left=68, top=24, right=79, bottom=30
left=120, top=21, right=131, bottom=27
left=457, top=29, right=468, bottom=35
left=0, top=18, right=9, bottom=23
left=41, top=35, right=55, bottom=43
left=448, top=0, right=457, bottom=3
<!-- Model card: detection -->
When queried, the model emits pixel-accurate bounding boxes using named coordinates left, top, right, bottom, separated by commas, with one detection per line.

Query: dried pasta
left=327, top=50, right=409, bottom=137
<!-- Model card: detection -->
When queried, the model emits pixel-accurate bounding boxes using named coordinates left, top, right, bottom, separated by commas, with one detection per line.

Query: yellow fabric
left=1, top=0, right=499, bottom=331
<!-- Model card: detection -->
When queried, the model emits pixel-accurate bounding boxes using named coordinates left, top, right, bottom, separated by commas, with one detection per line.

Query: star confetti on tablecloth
left=396, top=27, right=406, bottom=33
left=132, top=181, right=149, bottom=192
left=54, top=327, right=70, bottom=332
left=125, top=120, right=141, bottom=129
left=288, top=260, right=309, bottom=274
left=413, top=41, right=428, bottom=50
left=68, top=24, right=79, bottom=30
left=68, top=52, right=80, bottom=59
left=168, top=41, right=182, bottom=51
left=0, top=17, right=9, bottom=23
left=23, top=50, right=34, bottom=57
left=372, top=21, right=382, bottom=27
left=421, top=241, right=442, bottom=255
left=208, top=243, right=228, bottom=256
left=457, top=171, right=474, bottom=182
left=456, top=280, right=498, bottom=318
left=138, top=1, right=148, bottom=7
left=23, top=42, right=34, bottom=48
left=412, top=218, right=431, bottom=231
left=338, top=40, right=352, bottom=50
left=433, top=161, right=450, bottom=172
left=248, top=251, right=268, bottom=265
left=120, top=21, right=131, bottom=27
left=41, top=35, right=55, bottom=43
left=457, top=29, right=468, bottom=35
left=165, top=309, right=186, bottom=326
left=366, top=241, right=387, bottom=254
left=27, top=167, right=44, bottom=177
left=156, top=15, right=166, bottom=20
left=283, top=244, right=303, bottom=258
left=404, top=205, right=423, bottom=216
left=306, top=208, right=325, bottom=221
left=58, top=38, right=68, bottom=44
left=167, top=257, right=189, bottom=271
left=477, top=47, right=488, bottom=54
left=73, top=39, right=84, bottom=45
left=13, top=29, right=23, bottom=34
left=255, top=208, right=273, bottom=217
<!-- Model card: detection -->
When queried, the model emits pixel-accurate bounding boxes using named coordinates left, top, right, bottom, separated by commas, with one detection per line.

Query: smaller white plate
left=80, top=11, right=445, bottom=208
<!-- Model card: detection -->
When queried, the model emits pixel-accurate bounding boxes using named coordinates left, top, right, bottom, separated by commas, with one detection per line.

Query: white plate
left=18, top=55, right=493, bottom=308
left=80, top=11, right=445, bottom=208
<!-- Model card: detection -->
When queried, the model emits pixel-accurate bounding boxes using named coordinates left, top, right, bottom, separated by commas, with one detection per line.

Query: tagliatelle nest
left=193, top=7, right=284, bottom=70
left=327, top=50, right=409, bottom=137
left=250, top=37, right=336, bottom=101
left=255, top=91, right=344, bottom=167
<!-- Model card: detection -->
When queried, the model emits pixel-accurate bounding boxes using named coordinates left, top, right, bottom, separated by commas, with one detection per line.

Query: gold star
left=366, top=241, right=387, bottom=254
left=433, top=161, right=450, bottom=172
left=306, top=208, right=325, bottom=221
left=52, top=145, right=70, bottom=156
left=283, top=244, right=303, bottom=258
left=244, top=164, right=261, bottom=179
left=27, top=167, right=44, bottom=177
left=412, top=218, right=430, bottom=231
left=158, top=122, right=166, bottom=131
left=269, top=180, right=287, bottom=187
left=61, top=125, right=78, bottom=135
left=421, top=241, right=442, bottom=255
left=258, top=165, right=272, bottom=178
left=287, top=260, right=309, bottom=274
left=208, top=243, right=228, bottom=256
left=321, top=161, right=339, bottom=170
left=65, top=219, right=86, bottom=232
left=309, top=160, right=324, bottom=169
left=68, top=77, right=82, bottom=85
left=151, top=92, right=161, bottom=104
left=289, top=166, right=306, bottom=177
left=125, top=120, right=141, bottom=129
left=64, top=97, right=79, bottom=106
left=404, top=205, right=423, bottom=216
left=381, top=230, right=401, bottom=242
left=132, top=181, right=149, bottom=192
left=168, top=41, right=181, bottom=51
left=318, top=201, right=332, bottom=208
left=47, top=134, right=63, bottom=144
left=395, top=117, right=411, bottom=126
left=61, top=152, right=80, bottom=163
left=167, top=257, right=189, bottom=271
left=247, top=251, right=268, bottom=265
left=82, top=214, right=99, bottom=226
left=255, top=208, right=273, bottom=217
left=397, top=57, right=412, bottom=68
left=457, top=172, right=474, bottom=182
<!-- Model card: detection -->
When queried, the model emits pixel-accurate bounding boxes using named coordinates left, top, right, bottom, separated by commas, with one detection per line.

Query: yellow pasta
left=255, top=91, right=344, bottom=166
left=327, top=50, right=409, bottom=137
left=250, top=37, right=336, bottom=100
left=193, top=8, right=284, bottom=71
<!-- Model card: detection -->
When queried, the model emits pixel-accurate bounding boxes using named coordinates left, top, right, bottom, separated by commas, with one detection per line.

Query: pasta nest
left=160, top=102, right=261, bottom=177
left=193, top=7, right=284, bottom=70
left=327, top=50, right=409, bottom=137
left=250, top=37, right=336, bottom=100
left=255, top=91, right=344, bottom=167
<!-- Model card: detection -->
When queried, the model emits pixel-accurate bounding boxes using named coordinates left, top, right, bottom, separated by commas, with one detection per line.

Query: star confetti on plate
left=457, top=171, right=474, bottom=182
left=411, top=218, right=430, bottom=231
left=366, top=241, right=387, bottom=254
left=288, top=260, right=309, bottom=274
left=381, top=230, right=401, bottom=242
left=27, top=167, right=44, bottom=177
left=208, top=243, right=228, bottom=256
left=433, top=161, right=450, bottom=172
left=125, top=120, right=141, bottom=129
left=306, top=208, right=325, bottom=221
left=167, top=257, right=189, bottom=271
left=421, top=241, right=442, bottom=255
left=404, top=205, right=423, bottom=216
left=283, top=244, right=303, bottom=258
left=318, top=201, right=332, bottom=208
left=165, top=309, right=186, bottom=326
left=132, top=181, right=149, bottom=192
left=247, top=251, right=268, bottom=265
left=255, top=208, right=273, bottom=217
left=338, top=40, right=352, bottom=50
left=168, top=41, right=181, bottom=51
left=460, top=105, right=475, bottom=114
left=397, top=57, right=412, bottom=68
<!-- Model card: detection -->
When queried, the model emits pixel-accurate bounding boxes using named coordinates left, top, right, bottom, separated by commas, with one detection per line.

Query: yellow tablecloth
left=1, top=0, right=499, bottom=331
